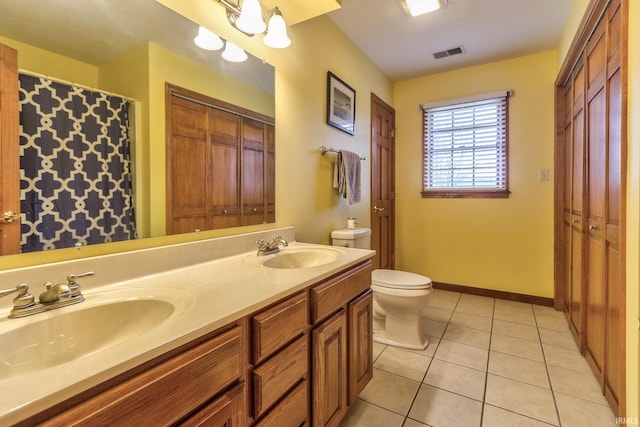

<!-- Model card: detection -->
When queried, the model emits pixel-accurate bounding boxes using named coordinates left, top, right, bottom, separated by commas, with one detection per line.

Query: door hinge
left=391, top=128, right=396, bottom=138
left=390, top=191, right=395, bottom=200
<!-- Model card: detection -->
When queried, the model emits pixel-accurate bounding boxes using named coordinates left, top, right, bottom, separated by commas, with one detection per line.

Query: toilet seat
left=372, top=269, right=432, bottom=290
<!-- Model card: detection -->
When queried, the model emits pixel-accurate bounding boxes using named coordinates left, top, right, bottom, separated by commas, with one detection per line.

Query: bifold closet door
left=584, top=21, right=607, bottom=380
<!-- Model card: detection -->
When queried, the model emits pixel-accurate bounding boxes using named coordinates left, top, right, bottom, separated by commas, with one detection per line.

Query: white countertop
left=0, top=229, right=374, bottom=425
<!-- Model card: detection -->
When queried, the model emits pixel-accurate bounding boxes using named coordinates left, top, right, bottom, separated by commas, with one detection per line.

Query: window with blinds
left=421, top=94, right=510, bottom=198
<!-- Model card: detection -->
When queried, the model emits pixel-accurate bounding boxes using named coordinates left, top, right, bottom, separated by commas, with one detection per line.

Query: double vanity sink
left=0, top=228, right=373, bottom=425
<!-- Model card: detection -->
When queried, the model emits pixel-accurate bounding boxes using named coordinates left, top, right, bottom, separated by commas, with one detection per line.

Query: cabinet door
left=348, top=290, right=373, bottom=405
left=312, top=310, right=348, bottom=427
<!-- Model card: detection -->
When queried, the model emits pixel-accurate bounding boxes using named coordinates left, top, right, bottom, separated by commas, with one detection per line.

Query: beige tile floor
left=339, top=289, right=618, bottom=427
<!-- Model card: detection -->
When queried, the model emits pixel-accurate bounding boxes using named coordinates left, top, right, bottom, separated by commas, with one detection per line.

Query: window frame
left=420, top=92, right=511, bottom=199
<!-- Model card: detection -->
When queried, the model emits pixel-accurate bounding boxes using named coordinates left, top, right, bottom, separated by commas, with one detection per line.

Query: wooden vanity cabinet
left=37, top=322, right=247, bottom=427
left=310, top=260, right=373, bottom=427
left=250, top=291, right=309, bottom=426
left=18, top=259, right=374, bottom=427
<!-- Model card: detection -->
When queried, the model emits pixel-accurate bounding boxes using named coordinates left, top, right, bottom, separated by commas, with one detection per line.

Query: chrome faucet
left=0, top=271, right=94, bottom=319
left=256, top=236, right=289, bottom=255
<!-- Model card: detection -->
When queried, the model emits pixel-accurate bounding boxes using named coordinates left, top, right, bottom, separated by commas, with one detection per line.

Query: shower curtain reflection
left=18, top=73, right=136, bottom=252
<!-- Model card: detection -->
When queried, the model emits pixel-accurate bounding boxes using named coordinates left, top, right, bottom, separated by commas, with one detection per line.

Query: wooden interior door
left=0, top=44, right=20, bottom=255
left=370, top=94, right=395, bottom=270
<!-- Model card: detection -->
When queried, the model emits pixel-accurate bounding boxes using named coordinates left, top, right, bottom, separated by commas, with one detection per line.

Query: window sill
left=421, top=190, right=511, bottom=199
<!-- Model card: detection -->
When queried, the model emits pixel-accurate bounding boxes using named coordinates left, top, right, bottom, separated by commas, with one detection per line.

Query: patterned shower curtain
left=19, top=73, right=137, bottom=252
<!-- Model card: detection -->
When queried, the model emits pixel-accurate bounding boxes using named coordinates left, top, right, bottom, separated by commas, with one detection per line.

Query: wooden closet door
left=209, top=108, right=241, bottom=229
left=569, top=60, right=585, bottom=341
left=561, top=82, right=573, bottom=320
left=168, top=97, right=210, bottom=234
left=584, top=21, right=607, bottom=381
left=604, top=0, right=624, bottom=413
left=241, top=118, right=265, bottom=226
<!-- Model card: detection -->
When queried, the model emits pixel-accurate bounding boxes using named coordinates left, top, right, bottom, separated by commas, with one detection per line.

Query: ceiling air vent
left=433, top=46, right=464, bottom=59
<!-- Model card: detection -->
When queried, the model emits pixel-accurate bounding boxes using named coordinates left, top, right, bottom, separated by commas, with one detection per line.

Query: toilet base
left=373, top=330, right=429, bottom=351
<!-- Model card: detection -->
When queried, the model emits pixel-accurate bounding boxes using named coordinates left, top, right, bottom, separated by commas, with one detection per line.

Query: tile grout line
left=401, top=291, right=461, bottom=427
left=479, top=297, right=497, bottom=427
left=534, top=308, right=564, bottom=427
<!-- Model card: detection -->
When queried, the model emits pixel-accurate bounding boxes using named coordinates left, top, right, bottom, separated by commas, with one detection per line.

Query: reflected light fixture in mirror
left=194, top=26, right=224, bottom=50
left=222, top=41, right=249, bottom=62
left=219, top=0, right=291, bottom=48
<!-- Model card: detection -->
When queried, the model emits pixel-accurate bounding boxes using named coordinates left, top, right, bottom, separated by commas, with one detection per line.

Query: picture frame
left=326, top=71, right=356, bottom=135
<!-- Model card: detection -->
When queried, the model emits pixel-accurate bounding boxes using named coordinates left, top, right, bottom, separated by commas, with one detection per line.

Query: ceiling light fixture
left=219, top=0, right=291, bottom=48
left=402, top=0, right=447, bottom=17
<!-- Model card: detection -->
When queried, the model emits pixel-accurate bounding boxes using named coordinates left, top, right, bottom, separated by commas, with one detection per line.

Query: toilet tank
left=331, top=228, right=371, bottom=249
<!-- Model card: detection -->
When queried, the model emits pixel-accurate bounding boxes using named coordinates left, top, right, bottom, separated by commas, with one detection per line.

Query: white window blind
left=422, top=94, right=509, bottom=196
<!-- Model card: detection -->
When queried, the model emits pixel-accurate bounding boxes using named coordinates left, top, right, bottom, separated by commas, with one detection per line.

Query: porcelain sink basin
left=262, top=248, right=343, bottom=269
left=0, top=288, right=190, bottom=380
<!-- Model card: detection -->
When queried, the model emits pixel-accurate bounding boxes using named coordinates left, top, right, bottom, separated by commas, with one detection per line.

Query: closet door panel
left=169, top=99, right=210, bottom=234
left=569, top=63, right=585, bottom=338
left=584, top=26, right=607, bottom=379
left=604, top=0, right=623, bottom=411
left=210, top=109, right=241, bottom=229
left=242, top=118, right=265, bottom=226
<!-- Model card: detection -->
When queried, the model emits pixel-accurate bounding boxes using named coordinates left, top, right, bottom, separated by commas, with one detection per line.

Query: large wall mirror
left=0, top=0, right=276, bottom=255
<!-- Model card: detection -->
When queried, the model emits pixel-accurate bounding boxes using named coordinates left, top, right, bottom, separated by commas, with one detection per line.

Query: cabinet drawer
left=44, top=325, right=244, bottom=426
left=311, top=260, right=372, bottom=324
left=252, top=291, right=308, bottom=364
left=254, top=380, right=308, bottom=427
left=252, top=335, right=308, bottom=418
left=181, top=382, right=246, bottom=427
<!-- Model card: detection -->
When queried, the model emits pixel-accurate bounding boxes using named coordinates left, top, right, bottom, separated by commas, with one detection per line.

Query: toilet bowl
left=330, top=228, right=433, bottom=350
left=371, top=269, right=432, bottom=350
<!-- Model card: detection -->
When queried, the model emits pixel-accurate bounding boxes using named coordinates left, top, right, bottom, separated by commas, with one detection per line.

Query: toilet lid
left=372, top=269, right=432, bottom=289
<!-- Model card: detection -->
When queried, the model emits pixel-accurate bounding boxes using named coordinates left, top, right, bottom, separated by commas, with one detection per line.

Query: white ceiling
left=327, top=0, right=574, bottom=81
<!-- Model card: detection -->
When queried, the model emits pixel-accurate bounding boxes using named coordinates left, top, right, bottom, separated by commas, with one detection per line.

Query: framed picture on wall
left=326, top=71, right=356, bottom=135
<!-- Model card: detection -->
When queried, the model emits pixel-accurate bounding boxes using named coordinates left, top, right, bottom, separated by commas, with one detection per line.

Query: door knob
left=0, top=211, right=18, bottom=223
left=589, top=224, right=598, bottom=231
left=373, top=206, right=385, bottom=212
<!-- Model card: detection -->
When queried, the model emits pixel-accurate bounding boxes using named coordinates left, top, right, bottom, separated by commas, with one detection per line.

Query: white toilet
left=331, top=228, right=433, bottom=350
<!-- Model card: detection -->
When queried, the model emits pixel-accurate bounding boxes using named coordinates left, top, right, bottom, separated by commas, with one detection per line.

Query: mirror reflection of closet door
left=0, top=44, right=20, bottom=255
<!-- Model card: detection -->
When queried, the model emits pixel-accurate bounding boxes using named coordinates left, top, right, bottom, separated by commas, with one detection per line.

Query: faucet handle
left=66, top=272, right=94, bottom=297
left=66, top=271, right=95, bottom=286
left=13, top=283, right=34, bottom=308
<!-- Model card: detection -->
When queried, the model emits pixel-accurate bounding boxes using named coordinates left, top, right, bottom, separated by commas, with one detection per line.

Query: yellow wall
left=0, top=36, right=98, bottom=86
left=557, top=0, right=591, bottom=67
left=393, top=51, right=557, bottom=297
